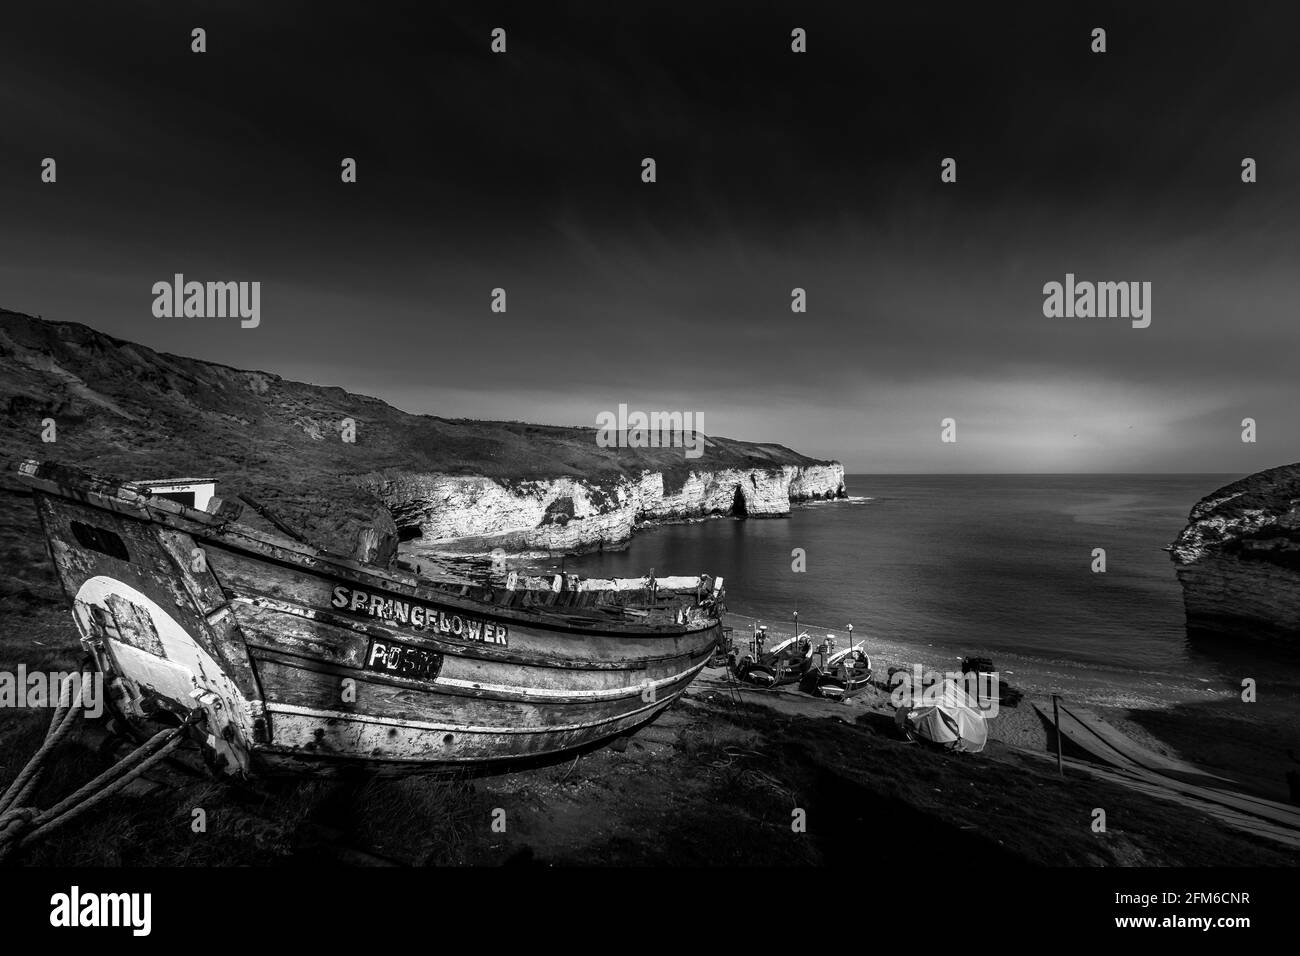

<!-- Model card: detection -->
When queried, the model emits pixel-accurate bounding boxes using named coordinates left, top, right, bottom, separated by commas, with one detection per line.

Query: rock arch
left=730, top=484, right=748, bottom=518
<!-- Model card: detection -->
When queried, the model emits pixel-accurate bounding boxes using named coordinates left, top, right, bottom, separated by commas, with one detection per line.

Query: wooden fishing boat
left=735, top=633, right=815, bottom=688
left=800, top=641, right=872, bottom=700
left=17, top=460, right=725, bottom=777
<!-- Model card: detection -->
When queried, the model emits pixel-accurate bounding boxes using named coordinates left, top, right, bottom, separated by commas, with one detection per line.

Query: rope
left=0, top=675, right=84, bottom=818
left=0, top=676, right=200, bottom=863
left=17, top=727, right=190, bottom=848
left=715, top=633, right=749, bottom=709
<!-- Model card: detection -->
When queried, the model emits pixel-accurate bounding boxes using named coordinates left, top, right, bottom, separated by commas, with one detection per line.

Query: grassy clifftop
left=0, top=308, right=829, bottom=482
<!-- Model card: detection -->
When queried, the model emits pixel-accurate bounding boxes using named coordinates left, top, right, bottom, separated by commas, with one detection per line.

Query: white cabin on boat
left=132, top=477, right=218, bottom=511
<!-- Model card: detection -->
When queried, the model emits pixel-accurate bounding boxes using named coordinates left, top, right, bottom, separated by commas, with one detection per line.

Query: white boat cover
left=904, top=678, right=988, bottom=753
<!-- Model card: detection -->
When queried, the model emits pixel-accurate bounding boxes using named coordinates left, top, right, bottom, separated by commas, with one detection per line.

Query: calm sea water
left=563, top=474, right=1300, bottom=712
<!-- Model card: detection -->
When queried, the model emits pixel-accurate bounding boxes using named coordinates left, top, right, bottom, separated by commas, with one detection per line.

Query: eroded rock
left=1169, top=463, right=1300, bottom=647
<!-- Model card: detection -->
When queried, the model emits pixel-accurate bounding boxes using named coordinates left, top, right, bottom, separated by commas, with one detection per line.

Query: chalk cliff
left=368, top=462, right=846, bottom=554
left=1169, top=463, right=1300, bottom=647
left=0, top=309, right=845, bottom=573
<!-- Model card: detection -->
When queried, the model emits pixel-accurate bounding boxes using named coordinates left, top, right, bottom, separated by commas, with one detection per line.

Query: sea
left=563, top=474, right=1300, bottom=718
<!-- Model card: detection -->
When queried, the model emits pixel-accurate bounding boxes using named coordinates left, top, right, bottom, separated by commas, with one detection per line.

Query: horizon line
left=839, top=471, right=1247, bottom=477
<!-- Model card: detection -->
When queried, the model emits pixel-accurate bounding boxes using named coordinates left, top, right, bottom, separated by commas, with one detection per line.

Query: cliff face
left=1169, top=463, right=1300, bottom=647
left=368, top=462, right=845, bottom=553
left=0, top=309, right=845, bottom=569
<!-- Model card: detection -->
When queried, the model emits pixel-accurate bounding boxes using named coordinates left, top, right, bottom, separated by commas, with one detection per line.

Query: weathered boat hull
left=21, top=461, right=721, bottom=776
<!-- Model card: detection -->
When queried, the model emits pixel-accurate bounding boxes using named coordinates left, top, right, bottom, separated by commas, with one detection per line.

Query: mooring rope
left=0, top=676, right=198, bottom=862
left=0, top=675, right=84, bottom=821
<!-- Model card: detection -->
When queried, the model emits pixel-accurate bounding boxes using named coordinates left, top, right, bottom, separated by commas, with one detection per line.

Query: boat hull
left=23, top=463, right=720, bottom=776
left=806, top=672, right=872, bottom=701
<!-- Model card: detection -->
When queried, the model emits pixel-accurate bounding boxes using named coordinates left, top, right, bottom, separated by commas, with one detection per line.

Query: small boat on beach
left=895, top=678, right=988, bottom=753
left=16, top=460, right=726, bottom=777
left=801, top=639, right=872, bottom=701
left=735, top=632, right=815, bottom=687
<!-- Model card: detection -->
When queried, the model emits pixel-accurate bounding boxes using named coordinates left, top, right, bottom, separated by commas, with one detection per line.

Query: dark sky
left=2, top=2, right=1298, bottom=472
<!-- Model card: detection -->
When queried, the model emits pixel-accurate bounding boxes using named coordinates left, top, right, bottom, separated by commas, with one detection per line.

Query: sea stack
left=1169, top=463, right=1300, bottom=647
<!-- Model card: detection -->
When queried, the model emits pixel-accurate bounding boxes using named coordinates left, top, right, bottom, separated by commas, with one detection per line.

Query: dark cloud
left=1, top=1, right=1297, bottom=471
